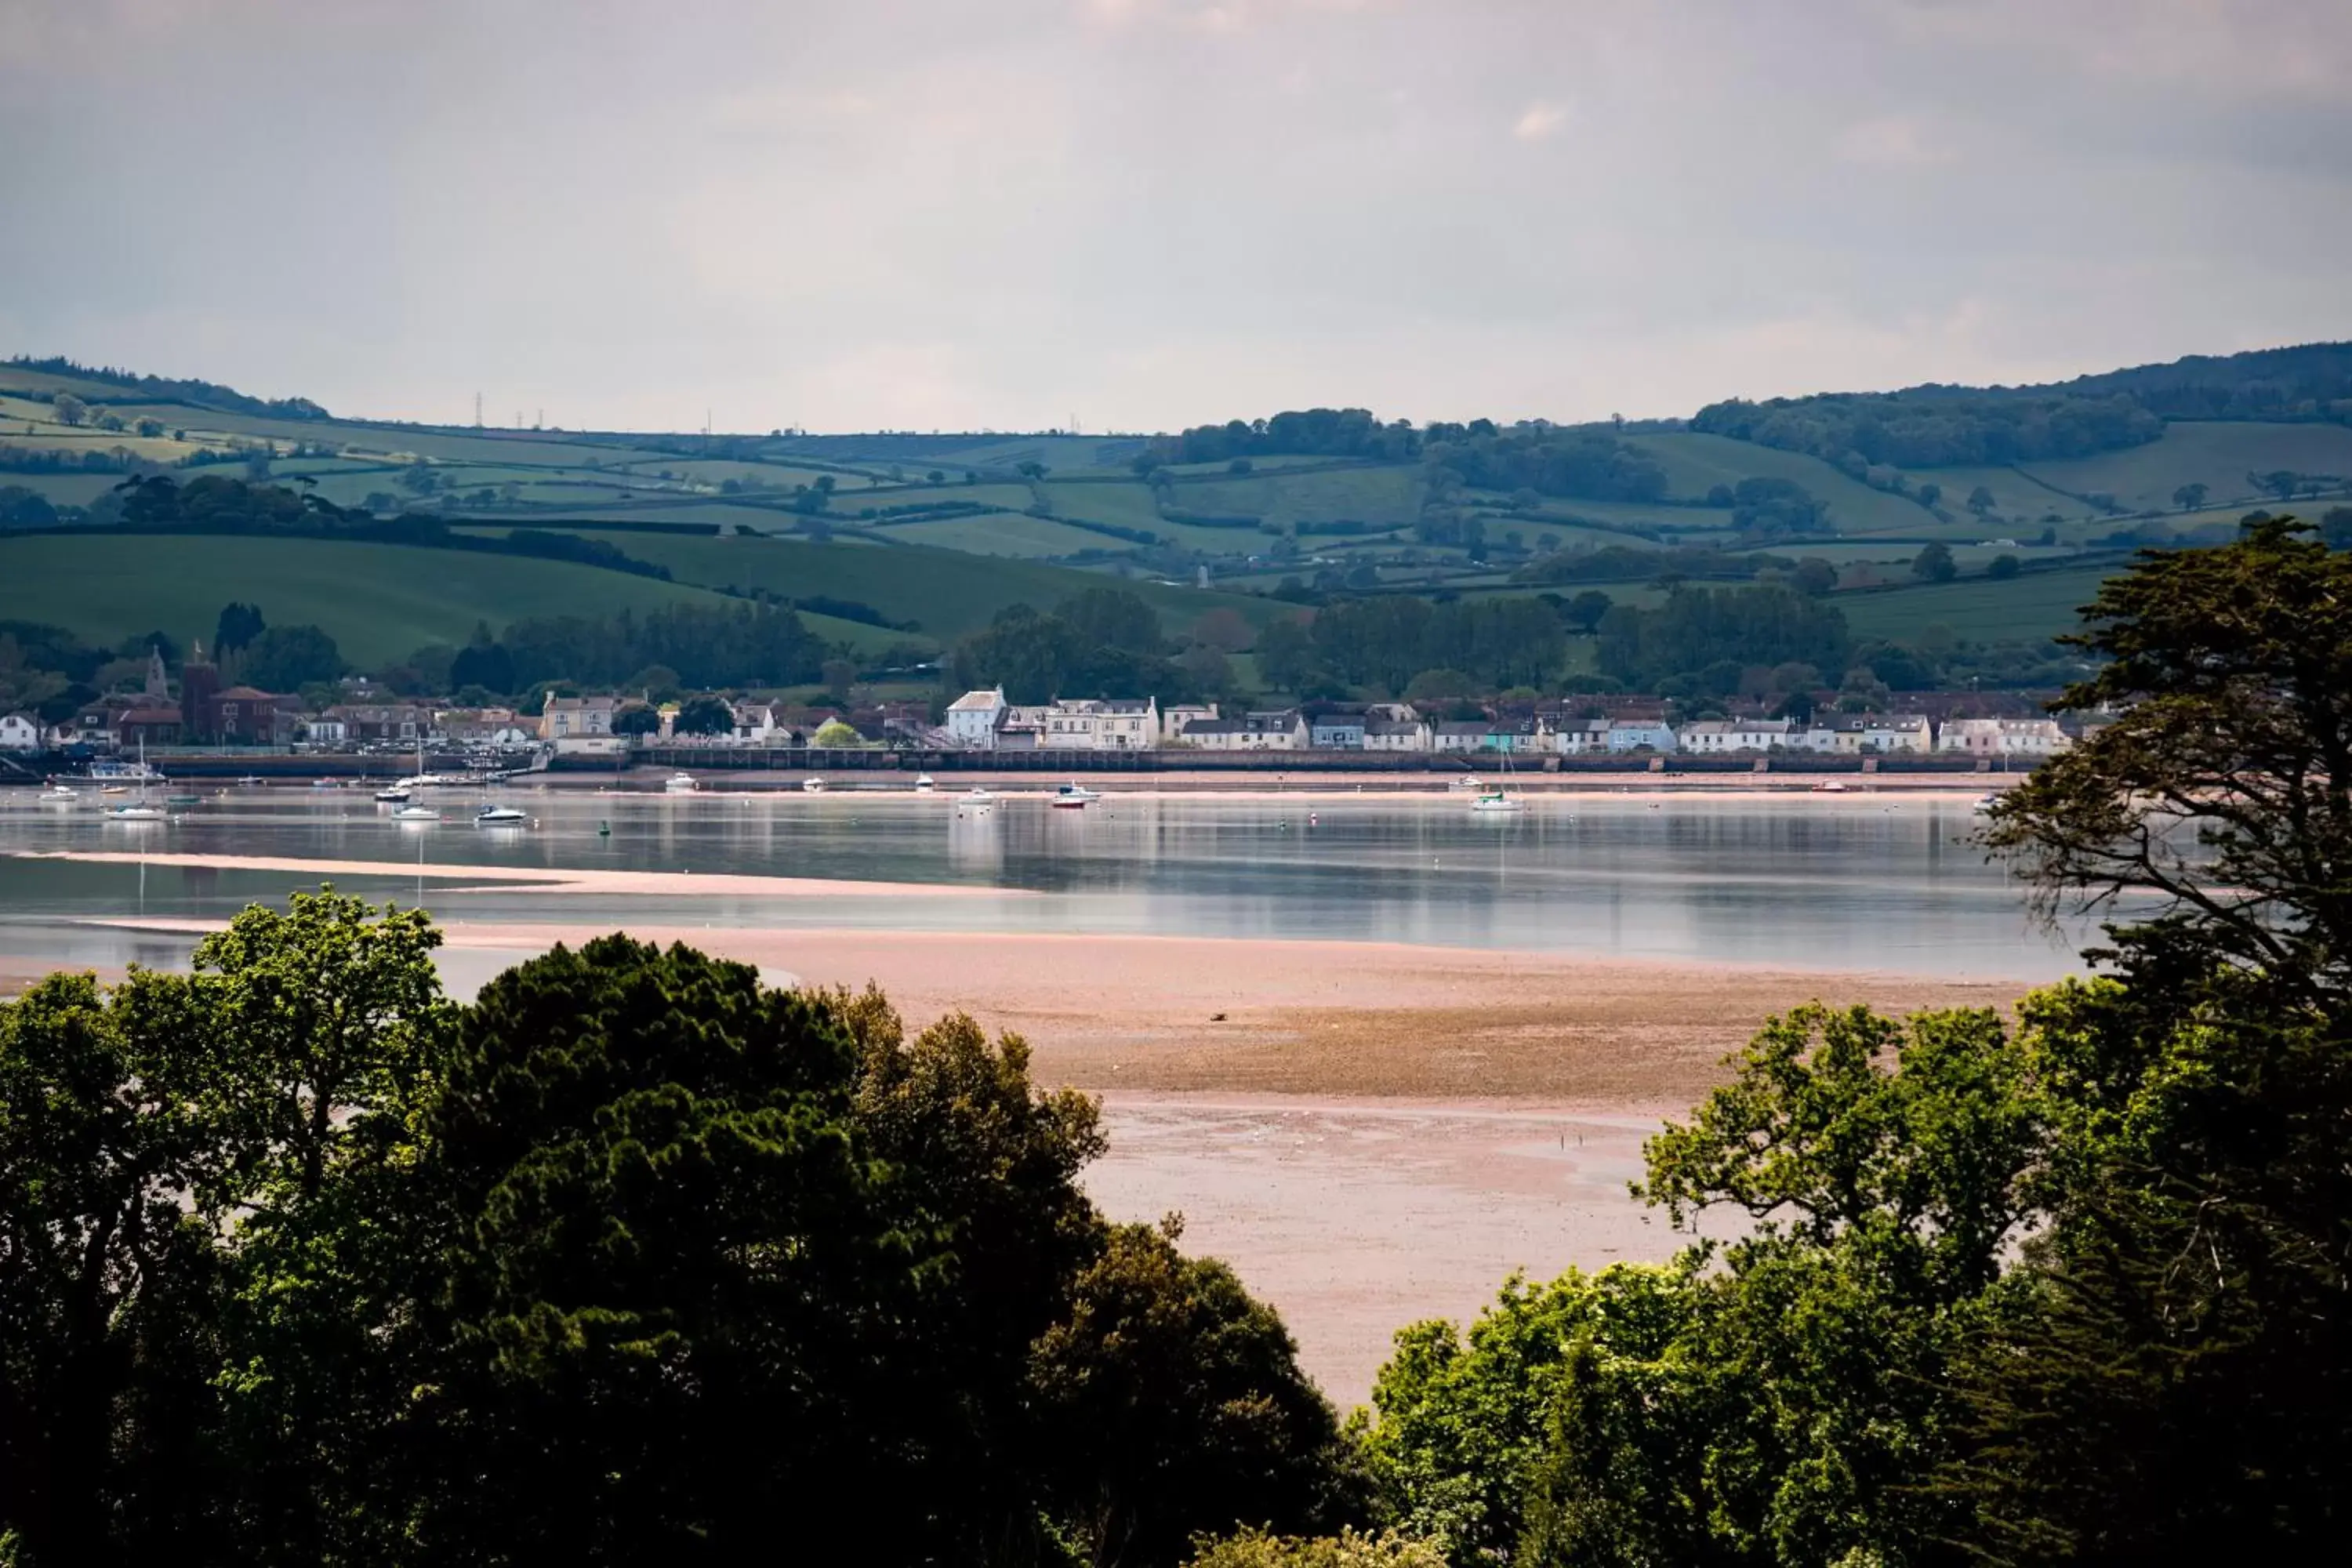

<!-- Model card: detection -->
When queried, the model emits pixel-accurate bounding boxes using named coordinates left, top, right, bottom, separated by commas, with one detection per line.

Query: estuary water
left=0, top=784, right=2085, bottom=982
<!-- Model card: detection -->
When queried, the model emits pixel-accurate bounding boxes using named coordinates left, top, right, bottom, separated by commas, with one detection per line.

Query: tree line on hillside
left=1691, top=390, right=2165, bottom=468
left=440, top=602, right=830, bottom=697
left=89, top=476, right=679, bottom=579
left=9, top=521, right=2352, bottom=1566
left=949, top=587, right=1232, bottom=705
left=4, top=355, right=332, bottom=419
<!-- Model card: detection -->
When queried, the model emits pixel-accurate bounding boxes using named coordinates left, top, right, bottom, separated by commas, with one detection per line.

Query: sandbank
left=3, top=849, right=1004, bottom=900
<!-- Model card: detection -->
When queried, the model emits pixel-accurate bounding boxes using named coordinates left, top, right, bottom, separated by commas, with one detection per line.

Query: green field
left=551, top=528, right=1279, bottom=640
left=1172, top=465, right=1429, bottom=528
left=0, top=535, right=741, bottom=667
left=1833, top=564, right=2122, bottom=644
left=1627, top=433, right=1934, bottom=535
left=885, top=513, right=1132, bottom=557
left=2018, top=421, right=2352, bottom=514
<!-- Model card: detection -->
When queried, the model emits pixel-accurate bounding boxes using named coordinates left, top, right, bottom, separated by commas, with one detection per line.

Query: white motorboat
left=1973, top=792, right=2002, bottom=815
left=474, top=804, right=528, bottom=826
left=1812, top=780, right=1852, bottom=794
left=38, top=785, right=78, bottom=805
left=376, top=786, right=412, bottom=804
left=959, top=787, right=996, bottom=807
left=801, top=776, right=827, bottom=794
left=1447, top=774, right=1485, bottom=793
left=913, top=773, right=936, bottom=793
left=394, top=804, right=441, bottom=822
left=1050, top=781, right=1101, bottom=809
left=665, top=771, right=699, bottom=794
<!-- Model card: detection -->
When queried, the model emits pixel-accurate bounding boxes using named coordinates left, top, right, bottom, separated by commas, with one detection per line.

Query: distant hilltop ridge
left=9, top=340, right=2352, bottom=440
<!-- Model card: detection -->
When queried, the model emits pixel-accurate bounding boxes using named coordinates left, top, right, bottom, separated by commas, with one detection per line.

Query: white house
left=1938, top=717, right=2071, bottom=758
left=1029, top=697, right=1159, bottom=750
left=731, top=702, right=787, bottom=745
left=945, top=688, right=1008, bottom=750
left=1678, top=717, right=1791, bottom=754
left=1606, top=718, right=1678, bottom=753
left=1161, top=703, right=1218, bottom=743
left=1181, top=710, right=1308, bottom=750
left=1861, top=714, right=1935, bottom=754
left=1310, top=713, right=1368, bottom=750
left=1432, top=720, right=1500, bottom=753
left=541, top=695, right=619, bottom=744
left=1363, top=717, right=1431, bottom=752
left=0, top=713, right=40, bottom=752
left=1554, top=719, right=1612, bottom=755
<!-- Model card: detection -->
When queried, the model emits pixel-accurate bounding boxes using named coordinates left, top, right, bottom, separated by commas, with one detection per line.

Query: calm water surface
left=0, top=786, right=2086, bottom=979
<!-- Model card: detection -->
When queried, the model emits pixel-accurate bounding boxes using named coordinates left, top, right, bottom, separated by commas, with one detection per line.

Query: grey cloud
left=0, top=0, right=2344, bottom=431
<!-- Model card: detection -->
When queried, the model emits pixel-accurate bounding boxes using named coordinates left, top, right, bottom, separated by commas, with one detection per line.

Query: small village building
left=0, top=713, right=41, bottom=751
left=1860, top=714, right=1935, bottom=754
left=731, top=702, right=787, bottom=745
left=1937, top=717, right=2071, bottom=758
left=945, top=688, right=1009, bottom=750
left=1160, top=703, right=1218, bottom=744
left=113, top=704, right=183, bottom=748
left=1606, top=718, right=1679, bottom=753
left=1554, top=718, right=1612, bottom=755
left=1310, top=713, right=1367, bottom=750
left=540, top=695, right=619, bottom=745
left=328, top=703, right=429, bottom=744
left=209, top=687, right=294, bottom=746
left=1362, top=717, right=1432, bottom=752
left=1181, top=710, right=1308, bottom=750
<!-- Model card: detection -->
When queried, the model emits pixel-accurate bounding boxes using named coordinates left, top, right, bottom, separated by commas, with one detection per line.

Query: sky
left=3, top=0, right=2348, bottom=434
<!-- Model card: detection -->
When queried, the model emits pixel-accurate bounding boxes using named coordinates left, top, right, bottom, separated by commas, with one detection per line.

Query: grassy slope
left=1628, top=433, right=1931, bottom=534
left=885, top=514, right=1134, bottom=557
left=1833, top=564, right=2119, bottom=644
left=2019, top=421, right=2352, bottom=513
left=551, top=528, right=1280, bottom=639
left=1174, top=466, right=1428, bottom=528
left=0, top=535, right=738, bottom=667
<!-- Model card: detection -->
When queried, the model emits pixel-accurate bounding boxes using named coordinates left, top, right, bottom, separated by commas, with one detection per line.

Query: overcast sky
left=3, top=0, right=2347, bottom=434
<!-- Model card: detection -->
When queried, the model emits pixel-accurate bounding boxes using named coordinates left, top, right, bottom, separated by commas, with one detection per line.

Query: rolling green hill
left=539, top=528, right=1279, bottom=641
left=1832, top=564, right=2120, bottom=645
left=0, top=535, right=739, bottom=667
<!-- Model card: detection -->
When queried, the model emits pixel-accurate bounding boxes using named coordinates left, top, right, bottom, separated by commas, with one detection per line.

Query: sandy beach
left=3, top=848, right=1007, bottom=900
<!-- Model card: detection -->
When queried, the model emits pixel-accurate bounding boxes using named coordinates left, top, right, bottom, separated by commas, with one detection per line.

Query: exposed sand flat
left=405, top=925, right=2016, bottom=1105
left=3, top=849, right=1007, bottom=900
left=17, top=919, right=2040, bottom=1404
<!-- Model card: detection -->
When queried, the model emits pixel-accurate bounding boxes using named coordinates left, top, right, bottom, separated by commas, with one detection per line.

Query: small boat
left=375, top=786, right=412, bottom=804
left=1469, top=786, right=1526, bottom=814
left=801, top=776, right=827, bottom=794
left=664, top=772, right=699, bottom=794
left=959, top=787, right=996, bottom=807
left=913, top=773, right=936, bottom=793
left=1811, top=780, right=1852, bottom=794
left=1051, top=782, right=1102, bottom=809
left=393, top=804, right=441, bottom=822
left=474, top=804, right=528, bottom=826
left=1973, top=792, right=2002, bottom=815
left=107, top=804, right=169, bottom=822
left=1447, top=775, right=1485, bottom=793
left=165, top=792, right=201, bottom=808
left=99, top=784, right=127, bottom=796
left=38, top=785, right=78, bottom=805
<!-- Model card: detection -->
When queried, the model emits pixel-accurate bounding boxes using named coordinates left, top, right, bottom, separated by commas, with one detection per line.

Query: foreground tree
left=2, top=913, right=1348, bottom=1567
left=1958, top=517, right=2352, bottom=1559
